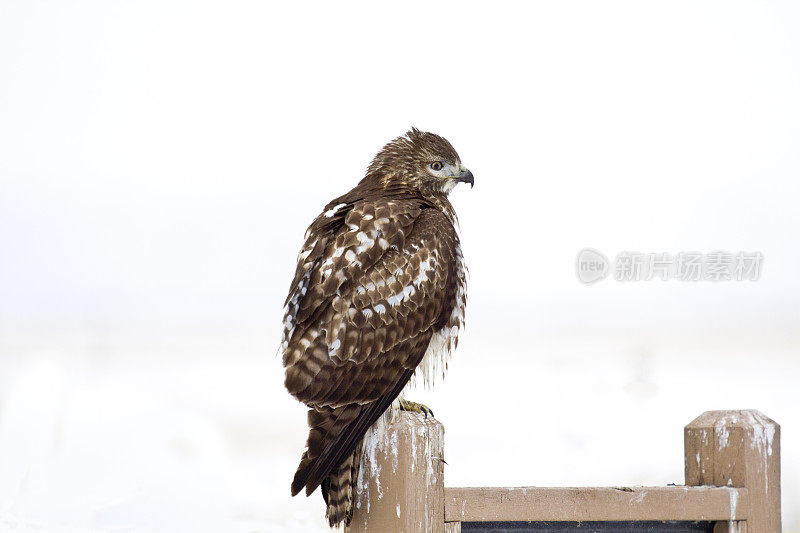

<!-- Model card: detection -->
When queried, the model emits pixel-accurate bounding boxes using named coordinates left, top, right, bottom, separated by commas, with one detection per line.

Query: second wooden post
left=685, top=409, right=781, bottom=533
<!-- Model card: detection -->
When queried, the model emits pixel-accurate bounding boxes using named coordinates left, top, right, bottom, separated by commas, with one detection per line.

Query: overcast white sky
left=2, top=0, right=800, bottom=333
left=1, top=1, right=799, bottom=531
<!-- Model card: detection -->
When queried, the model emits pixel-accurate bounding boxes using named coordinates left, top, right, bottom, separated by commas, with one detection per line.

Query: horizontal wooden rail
left=444, top=486, right=749, bottom=522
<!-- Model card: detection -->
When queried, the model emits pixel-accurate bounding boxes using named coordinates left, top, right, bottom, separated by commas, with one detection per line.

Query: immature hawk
left=281, top=128, right=472, bottom=526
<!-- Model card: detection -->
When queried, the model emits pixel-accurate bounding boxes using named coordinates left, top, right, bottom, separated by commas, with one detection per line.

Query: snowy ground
left=0, top=326, right=796, bottom=532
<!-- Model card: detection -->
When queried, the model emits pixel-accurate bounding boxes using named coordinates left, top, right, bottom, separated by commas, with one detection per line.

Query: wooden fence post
left=685, top=410, right=781, bottom=533
left=347, top=410, right=446, bottom=533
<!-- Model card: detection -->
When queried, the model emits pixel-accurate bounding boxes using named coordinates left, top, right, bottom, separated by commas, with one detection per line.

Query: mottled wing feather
left=283, top=206, right=458, bottom=406
left=281, top=200, right=419, bottom=356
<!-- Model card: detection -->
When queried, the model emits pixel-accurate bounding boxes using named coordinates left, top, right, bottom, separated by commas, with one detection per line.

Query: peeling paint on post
left=685, top=410, right=781, bottom=533
left=347, top=410, right=445, bottom=533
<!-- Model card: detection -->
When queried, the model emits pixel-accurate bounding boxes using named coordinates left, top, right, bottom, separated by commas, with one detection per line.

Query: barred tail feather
left=322, top=442, right=363, bottom=527
left=291, top=405, right=362, bottom=498
left=291, top=368, right=416, bottom=503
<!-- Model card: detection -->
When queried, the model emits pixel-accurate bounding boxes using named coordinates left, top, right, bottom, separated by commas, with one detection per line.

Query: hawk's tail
left=290, top=404, right=365, bottom=527
left=290, top=370, right=416, bottom=527
left=322, top=441, right=363, bottom=527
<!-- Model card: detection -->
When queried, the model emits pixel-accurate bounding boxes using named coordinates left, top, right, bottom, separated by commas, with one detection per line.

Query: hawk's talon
left=399, top=399, right=434, bottom=419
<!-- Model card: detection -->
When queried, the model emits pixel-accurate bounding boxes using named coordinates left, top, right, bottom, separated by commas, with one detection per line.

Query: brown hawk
left=281, top=128, right=472, bottom=526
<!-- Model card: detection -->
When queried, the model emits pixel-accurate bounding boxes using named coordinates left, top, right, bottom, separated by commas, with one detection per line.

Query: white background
left=1, top=1, right=798, bottom=531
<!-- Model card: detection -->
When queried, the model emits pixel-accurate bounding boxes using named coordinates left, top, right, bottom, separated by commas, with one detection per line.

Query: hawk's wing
left=282, top=198, right=420, bottom=364
left=282, top=198, right=462, bottom=496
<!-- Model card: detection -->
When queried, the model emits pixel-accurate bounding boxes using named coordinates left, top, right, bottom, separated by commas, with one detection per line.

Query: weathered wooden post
left=685, top=410, right=781, bottom=533
left=347, top=410, right=446, bottom=533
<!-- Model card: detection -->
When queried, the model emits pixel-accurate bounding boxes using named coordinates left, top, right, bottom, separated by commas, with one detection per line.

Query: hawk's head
left=365, top=128, right=474, bottom=195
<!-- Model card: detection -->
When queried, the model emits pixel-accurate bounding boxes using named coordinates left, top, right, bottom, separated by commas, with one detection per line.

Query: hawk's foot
left=398, top=399, right=434, bottom=418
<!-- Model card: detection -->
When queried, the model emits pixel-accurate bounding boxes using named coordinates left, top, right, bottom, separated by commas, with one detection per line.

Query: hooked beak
left=457, top=169, right=474, bottom=188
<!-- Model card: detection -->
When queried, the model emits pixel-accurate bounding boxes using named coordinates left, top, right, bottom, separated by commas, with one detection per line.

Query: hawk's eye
left=430, top=161, right=443, bottom=171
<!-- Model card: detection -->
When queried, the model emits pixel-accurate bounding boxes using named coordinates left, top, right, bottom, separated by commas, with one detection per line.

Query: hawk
left=281, top=128, right=473, bottom=526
